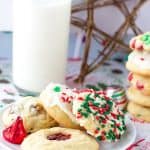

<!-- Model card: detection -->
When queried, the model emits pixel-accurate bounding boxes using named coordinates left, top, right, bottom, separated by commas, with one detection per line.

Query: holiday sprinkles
left=73, top=90, right=126, bottom=142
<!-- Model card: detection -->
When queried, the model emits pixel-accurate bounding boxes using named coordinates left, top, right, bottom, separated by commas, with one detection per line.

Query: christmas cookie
left=21, top=127, right=99, bottom=150
left=128, top=72, right=150, bottom=95
left=126, top=51, right=150, bottom=76
left=127, top=101, right=150, bottom=122
left=106, top=85, right=127, bottom=110
left=2, top=97, right=57, bottom=133
left=130, top=32, right=150, bottom=52
left=126, top=87, right=150, bottom=107
left=72, top=89, right=126, bottom=142
left=40, top=83, right=81, bottom=129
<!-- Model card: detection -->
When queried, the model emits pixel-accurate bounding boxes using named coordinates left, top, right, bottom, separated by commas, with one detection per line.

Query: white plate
left=0, top=104, right=136, bottom=150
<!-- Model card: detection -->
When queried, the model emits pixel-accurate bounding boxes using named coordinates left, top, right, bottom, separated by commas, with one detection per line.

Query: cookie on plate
left=130, top=32, right=150, bottom=52
left=72, top=89, right=126, bottom=142
left=2, top=97, right=57, bottom=133
left=127, top=101, right=150, bottom=122
left=126, top=51, right=150, bottom=77
left=40, top=83, right=81, bottom=129
left=21, top=127, right=99, bottom=150
left=128, top=72, right=150, bottom=95
left=126, top=86, right=150, bottom=107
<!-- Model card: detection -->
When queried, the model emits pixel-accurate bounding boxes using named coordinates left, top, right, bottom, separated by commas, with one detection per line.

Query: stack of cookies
left=126, top=32, right=150, bottom=122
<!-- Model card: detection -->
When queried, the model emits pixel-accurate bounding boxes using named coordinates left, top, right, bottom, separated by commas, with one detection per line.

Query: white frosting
left=128, top=51, right=150, bottom=70
left=40, top=83, right=78, bottom=123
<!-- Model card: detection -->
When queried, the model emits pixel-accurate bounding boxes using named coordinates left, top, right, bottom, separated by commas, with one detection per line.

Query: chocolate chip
left=2, top=99, right=15, bottom=104
left=112, top=69, right=123, bottom=74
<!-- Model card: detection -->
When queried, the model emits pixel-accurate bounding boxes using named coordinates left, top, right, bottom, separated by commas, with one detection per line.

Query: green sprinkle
left=93, top=102, right=100, bottom=107
left=111, top=124, right=114, bottom=128
left=81, top=112, right=89, bottom=118
left=101, top=124, right=105, bottom=128
left=53, top=86, right=61, bottom=92
left=96, top=136, right=102, bottom=141
left=117, top=126, right=123, bottom=131
left=107, top=130, right=116, bottom=140
left=78, top=109, right=82, bottom=112
left=141, top=33, right=150, bottom=45
left=94, top=112, right=98, bottom=115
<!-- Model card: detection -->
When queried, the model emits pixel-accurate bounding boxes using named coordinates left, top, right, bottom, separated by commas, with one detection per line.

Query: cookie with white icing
left=130, top=32, right=150, bottom=52
left=126, top=51, right=150, bottom=76
left=2, top=97, right=57, bottom=133
left=72, top=89, right=126, bottom=142
left=40, top=83, right=81, bottom=129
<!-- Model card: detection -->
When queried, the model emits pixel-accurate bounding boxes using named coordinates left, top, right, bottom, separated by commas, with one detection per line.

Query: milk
left=13, top=0, right=71, bottom=93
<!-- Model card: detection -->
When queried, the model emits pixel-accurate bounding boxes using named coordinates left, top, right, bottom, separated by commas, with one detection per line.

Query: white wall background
left=0, top=0, right=150, bottom=33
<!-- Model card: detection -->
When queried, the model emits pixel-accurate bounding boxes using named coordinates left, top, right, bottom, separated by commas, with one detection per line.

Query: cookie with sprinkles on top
left=130, top=32, right=150, bottom=52
left=72, top=89, right=126, bottom=142
left=40, top=83, right=81, bottom=129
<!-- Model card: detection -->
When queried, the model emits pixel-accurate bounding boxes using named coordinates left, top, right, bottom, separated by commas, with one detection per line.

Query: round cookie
left=2, top=97, right=57, bottom=133
left=126, top=51, right=150, bottom=77
left=127, top=101, right=150, bottom=122
left=21, top=127, right=99, bottom=150
left=40, top=83, right=81, bottom=129
left=126, top=86, right=150, bottom=107
left=130, top=32, right=150, bottom=52
left=72, top=89, right=126, bottom=142
left=128, top=72, right=150, bottom=95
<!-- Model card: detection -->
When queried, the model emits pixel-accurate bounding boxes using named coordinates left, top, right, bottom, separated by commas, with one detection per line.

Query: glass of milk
left=13, top=0, right=71, bottom=95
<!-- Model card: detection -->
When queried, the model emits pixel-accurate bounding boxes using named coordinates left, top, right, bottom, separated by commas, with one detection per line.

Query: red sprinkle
left=91, top=106, right=99, bottom=111
left=78, top=97, right=84, bottom=101
left=95, top=116, right=100, bottom=120
left=136, top=81, right=144, bottom=90
left=94, top=129, right=99, bottom=134
left=77, top=112, right=82, bottom=119
left=128, top=72, right=133, bottom=81
left=3, top=117, right=27, bottom=144
left=111, top=113, right=117, bottom=119
left=99, top=108, right=105, bottom=114
left=96, top=91, right=106, bottom=95
left=61, top=96, right=66, bottom=102
left=101, top=136, right=105, bottom=141
left=102, top=119, right=107, bottom=124
left=116, top=99, right=127, bottom=105
left=78, top=89, right=93, bottom=93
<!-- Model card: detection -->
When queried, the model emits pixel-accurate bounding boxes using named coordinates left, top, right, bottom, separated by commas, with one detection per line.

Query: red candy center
left=3, top=117, right=27, bottom=144
left=47, top=133, right=71, bottom=141
left=136, top=81, right=144, bottom=90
